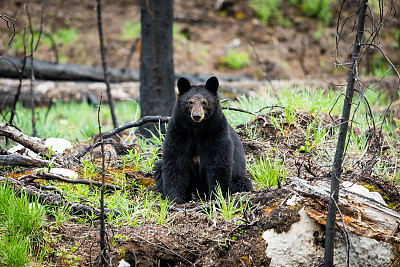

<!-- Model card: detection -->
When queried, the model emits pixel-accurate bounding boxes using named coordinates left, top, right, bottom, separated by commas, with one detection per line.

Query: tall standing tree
left=137, top=0, right=175, bottom=138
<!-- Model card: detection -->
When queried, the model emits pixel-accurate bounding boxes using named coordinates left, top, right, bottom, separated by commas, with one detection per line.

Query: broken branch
left=19, top=171, right=122, bottom=191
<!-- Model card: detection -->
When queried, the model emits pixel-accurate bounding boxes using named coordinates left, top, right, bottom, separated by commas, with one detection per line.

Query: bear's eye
left=189, top=100, right=194, bottom=105
left=201, top=100, right=207, bottom=105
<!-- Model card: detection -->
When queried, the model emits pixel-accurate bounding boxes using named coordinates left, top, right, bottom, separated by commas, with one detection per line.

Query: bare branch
left=0, top=14, right=16, bottom=45
left=73, top=115, right=170, bottom=159
left=0, top=154, right=54, bottom=167
left=19, top=171, right=122, bottom=191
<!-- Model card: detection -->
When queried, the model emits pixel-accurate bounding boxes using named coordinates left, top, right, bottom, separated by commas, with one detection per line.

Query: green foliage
left=48, top=28, right=79, bottom=46
left=220, top=49, right=250, bottom=70
left=126, top=137, right=162, bottom=173
left=249, top=0, right=290, bottom=26
left=46, top=205, right=72, bottom=227
left=0, top=231, right=31, bottom=267
left=121, top=21, right=141, bottom=41
left=248, top=153, right=286, bottom=188
left=250, top=0, right=280, bottom=25
left=368, top=53, right=393, bottom=77
left=296, top=0, right=333, bottom=24
left=298, top=117, right=328, bottom=153
left=81, top=158, right=100, bottom=179
left=277, top=87, right=340, bottom=115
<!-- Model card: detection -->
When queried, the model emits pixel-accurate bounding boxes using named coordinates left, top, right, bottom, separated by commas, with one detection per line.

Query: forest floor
left=39, top=110, right=400, bottom=266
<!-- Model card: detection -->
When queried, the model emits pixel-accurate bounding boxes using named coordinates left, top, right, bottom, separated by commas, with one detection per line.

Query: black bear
left=153, top=76, right=253, bottom=204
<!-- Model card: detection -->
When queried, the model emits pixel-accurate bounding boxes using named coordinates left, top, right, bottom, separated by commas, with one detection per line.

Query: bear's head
left=177, top=76, right=220, bottom=124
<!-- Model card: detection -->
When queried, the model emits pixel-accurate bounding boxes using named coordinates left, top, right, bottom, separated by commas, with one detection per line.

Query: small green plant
left=121, top=21, right=141, bottom=41
left=81, top=158, right=99, bottom=179
left=220, top=49, right=250, bottom=70
left=249, top=0, right=289, bottom=26
left=223, top=94, right=273, bottom=126
left=248, top=153, right=286, bottom=188
left=126, top=147, right=145, bottom=171
left=298, top=0, right=333, bottom=24
left=127, top=133, right=163, bottom=173
left=46, top=204, right=72, bottom=227
left=199, top=183, right=251, bottom=222
left=48, top=28, right=80, bottom=46
left=270, top=114, right=286, bottom=136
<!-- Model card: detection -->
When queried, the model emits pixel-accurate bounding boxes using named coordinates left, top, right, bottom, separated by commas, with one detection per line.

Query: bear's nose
left=192, top=113, right=202, bottom=122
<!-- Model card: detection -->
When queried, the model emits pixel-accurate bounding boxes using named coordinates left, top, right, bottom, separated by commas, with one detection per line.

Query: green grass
left=2, top=100, right=139, bottom=143
left=248, top=153, right=286, bottom=188
left=199, top=183, right=252, bottom=222
left=0, top=183, right=46, bottom=266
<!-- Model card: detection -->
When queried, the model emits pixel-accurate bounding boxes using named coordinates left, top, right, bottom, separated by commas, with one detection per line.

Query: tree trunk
left=324, top=1, right=368, bottom=265
left=137, top=0, right=175, bottom=138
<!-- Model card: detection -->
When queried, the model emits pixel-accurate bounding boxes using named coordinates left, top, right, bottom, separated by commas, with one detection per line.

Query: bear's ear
left=177, top=77, right=191, bottom=94
left=205, top=76, right=219, bottom=94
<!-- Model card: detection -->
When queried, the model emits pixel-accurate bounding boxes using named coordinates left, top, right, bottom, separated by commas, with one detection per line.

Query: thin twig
left=97, top=93, right=109, bottom=266
left=0, top=14, right=16, bottom=45
left=97, top=0, right=118, bottom=129
left=331, top=193, right=351, bottom=267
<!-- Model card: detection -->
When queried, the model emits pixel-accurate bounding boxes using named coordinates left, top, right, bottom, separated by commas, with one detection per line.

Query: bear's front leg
left=200, top=140, right=234, bottom=199
left=161, top=157, right=193, bottom=204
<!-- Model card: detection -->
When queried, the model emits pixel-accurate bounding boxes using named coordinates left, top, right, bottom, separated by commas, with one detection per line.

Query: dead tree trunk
left=324, top=1, right=368, bottom=265
left=137, top=0, right=175, bottom=138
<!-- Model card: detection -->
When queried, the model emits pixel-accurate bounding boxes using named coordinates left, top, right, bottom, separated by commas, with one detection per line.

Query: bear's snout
left=189, top=95, right=207, bottom=123
left=191, top=105, right=205, bottom=122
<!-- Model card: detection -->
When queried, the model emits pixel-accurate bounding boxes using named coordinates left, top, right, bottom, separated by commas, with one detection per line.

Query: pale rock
left=262, top=208, right=396, bottom=266
left=49, top=168, right=77, bottom=179
left=286, top=194, right=303, bottom=206
left=44, top=137, right=72, bottom=154
left=118, top=259, right=131, bottom=267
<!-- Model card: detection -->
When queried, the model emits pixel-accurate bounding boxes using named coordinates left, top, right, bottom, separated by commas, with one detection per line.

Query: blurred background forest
left=1, top=0, right=399, bottom=82
left=1, top=1, right=400, bottom=266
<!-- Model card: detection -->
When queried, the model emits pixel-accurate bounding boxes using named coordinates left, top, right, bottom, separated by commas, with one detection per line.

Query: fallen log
left=0, top=122, right=68, bottom=166
left=0, top=154, right=52, bottom=167
left=290, top=177, right=400, bottom=243
left=0, top=122, right=52, bottom=155
left=0, top=57, right=140, bottom=82
left=0, top=78, right=140, bottom=107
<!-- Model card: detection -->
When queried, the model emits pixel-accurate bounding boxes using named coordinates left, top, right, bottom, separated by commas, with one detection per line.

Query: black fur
left=154, top=76, right=253, bottom=203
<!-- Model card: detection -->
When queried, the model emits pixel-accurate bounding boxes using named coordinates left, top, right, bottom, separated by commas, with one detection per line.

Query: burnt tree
left=137, top=0, right=175, bottom=138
